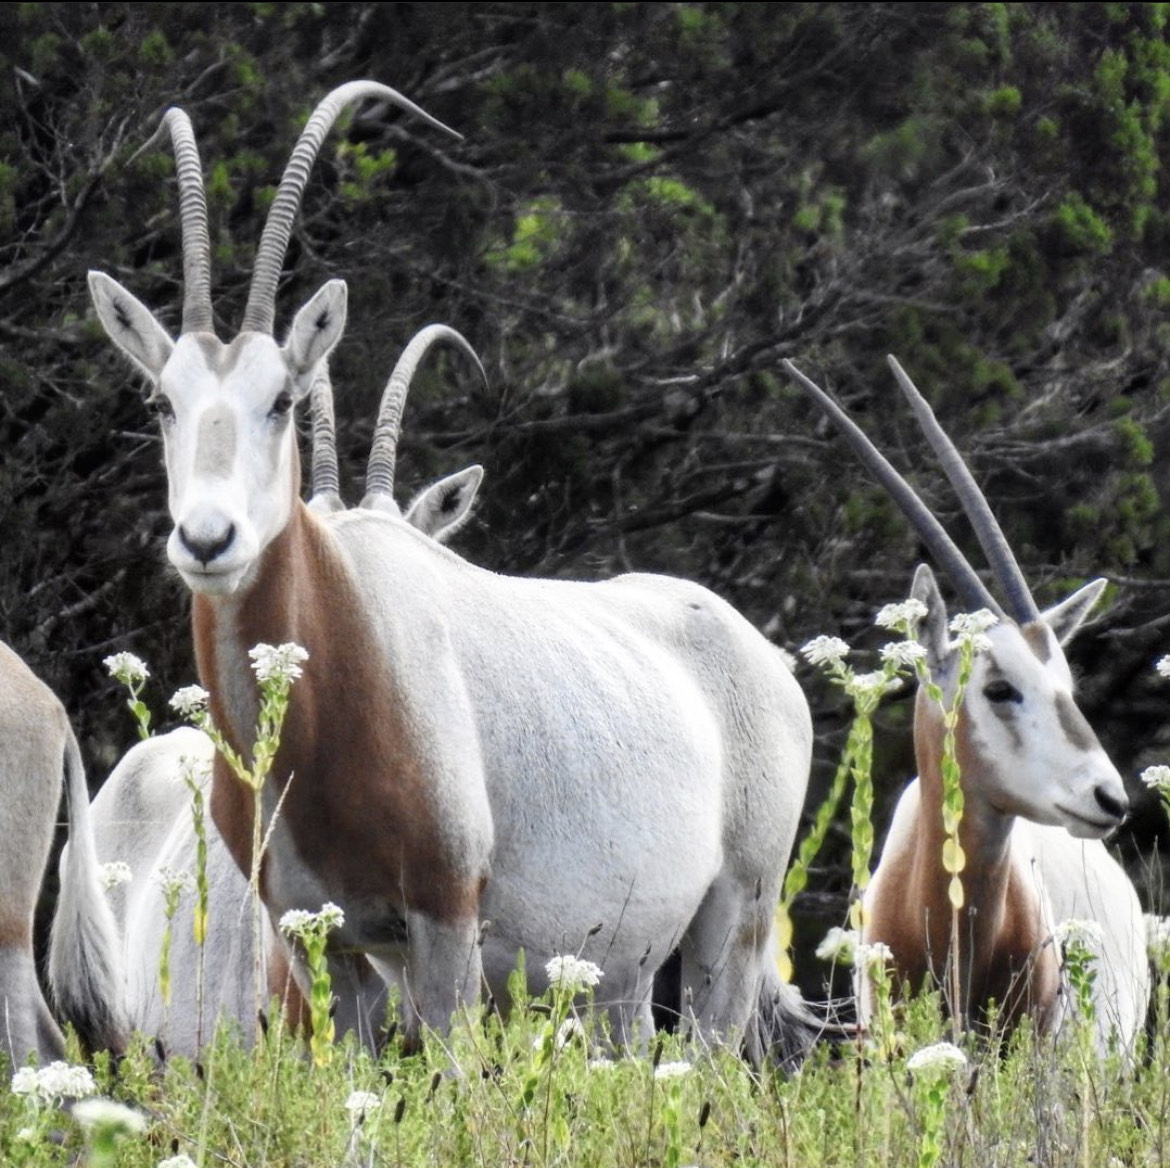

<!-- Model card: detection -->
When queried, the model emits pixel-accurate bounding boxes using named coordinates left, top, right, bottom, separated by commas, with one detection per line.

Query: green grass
left=4, top=979, right=1170, bottom=1167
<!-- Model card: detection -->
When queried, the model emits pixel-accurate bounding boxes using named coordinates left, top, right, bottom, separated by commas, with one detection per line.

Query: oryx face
left=88, top=273, right=348, bottom=595
left=914, top=565, right=1128, bottom=840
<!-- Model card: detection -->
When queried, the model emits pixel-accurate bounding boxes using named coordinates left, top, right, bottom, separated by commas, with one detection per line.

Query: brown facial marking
left=193, top=403, right=237, bottom=479
left=1021, top=623, right=1052, bottom=664
left=198, top=495, right=482, bottom=927
left=1055, top=692, right=1097, bottom=752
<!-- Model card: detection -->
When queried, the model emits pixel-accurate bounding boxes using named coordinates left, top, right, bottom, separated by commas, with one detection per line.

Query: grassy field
left=3, top=967, right=1168, bottom=1168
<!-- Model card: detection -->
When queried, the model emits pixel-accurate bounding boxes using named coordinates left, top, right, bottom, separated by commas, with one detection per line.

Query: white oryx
left=57, top=331, right=491, bottom=1057
left=785, top=356, right=1148, bottom=1053
left=0, top=642, right=121, bottom=1062
left=73, top=80, right=816, bottom=1061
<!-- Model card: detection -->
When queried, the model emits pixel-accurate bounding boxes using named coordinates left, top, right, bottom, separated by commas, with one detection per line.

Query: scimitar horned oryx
left=56, top=331, right=494, bottom=1057
left=0, top=641, right=121, bottom=1061
left=784, top=355, right=1148, bottom=1053
left=76, top=81, right=816, bottom=1062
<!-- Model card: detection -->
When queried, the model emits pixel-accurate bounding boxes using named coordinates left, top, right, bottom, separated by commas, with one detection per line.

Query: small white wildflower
left=103, top=652, right=150, bottom=685
left=880, top=640, right=927, bottom=669
left=948, top=610, right=999, bottom=638
left=907, top=1041, right=968, bottom=1077
left=14, top=1126, right=37, bottom=1142
left=1145, top=914, right=1170, bottom=961
left=279, top=903, right=345, bottom=939
left=815, top=926, right=859, bottom=964
left=800, top=635, right=851, bottom=670
left=1157, top=655, right=1170, bottom=680
left=71, top=1097, right=147, bottom=1135
left=345, top=1091, right=381, bottom=1122
left=875, top=598, right=928, bottom=632
left=157, top=1156, right=198, bottom=1168
left=156, top=867, right=194, bottom=896
left=11, top=1061, right=97, bottom=1107
left=178, top=753, right=212, bottom=787
left=554, top=1017, right=585, bottom=1050
left=98, top=861, right=133, bottom=892
left=169, top=685, right=209, bottom=717
left=654, top=1060, right=693, bottom=1080
left=545, top=954, right=604, bottom=993
left=248, top=642, right=310, bottom=685
left=588, top=1056, right=616, bottom=1070
left=855, top=940, right=894, bottom=971
left=1055, top=918, right=1104, bottom=952
left=1141, top=765, right=1170, bottom=790
left=846, top=670, right=902, bottom=700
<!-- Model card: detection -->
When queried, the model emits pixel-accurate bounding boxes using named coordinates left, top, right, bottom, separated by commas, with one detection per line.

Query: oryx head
left=89, top=83, right=458, bottom=594
left=786, top=356, right=1129, bottom=839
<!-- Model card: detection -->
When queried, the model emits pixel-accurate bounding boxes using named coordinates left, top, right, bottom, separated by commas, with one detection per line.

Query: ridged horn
left=363, top=325, right=487, bottom=505
left=886, top=355, right=1040, bottom=624
left=308, top=363, right=343, bottom=511
left=243, top=81, right=461, bottom=335
left=782, top=359, right=1004, bottom=618
left=135, top=109, right=213, bottom=334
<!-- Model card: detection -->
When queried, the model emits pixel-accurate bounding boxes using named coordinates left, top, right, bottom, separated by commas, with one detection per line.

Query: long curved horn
left=243, top=81, right=461, bottom=335
left=886, top=356, right=1040, bottom=624
left=363, top=325, right=487, bottom=507
left=783, top=359, right=1004, bottom=618
left=135, top=109, right=213, bottom=334
left=307, top=364, right=344, bottom=513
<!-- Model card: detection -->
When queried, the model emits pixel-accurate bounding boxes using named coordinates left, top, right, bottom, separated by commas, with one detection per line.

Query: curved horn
left=136, top=109, right=213, bottom=334
left=364, top=325, right=487, bottom=505
left=886, top=355, right=1039, bottom=624
left=308, top=364, right=343, bottom=512
left=243, top=81, right=461, bottom=335
left=782, top=359, right=1004, bottom=618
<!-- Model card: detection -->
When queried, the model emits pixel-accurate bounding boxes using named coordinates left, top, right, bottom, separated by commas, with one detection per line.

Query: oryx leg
left=398, top=911, right=483, bottom=1042
left=677, top=874, right=773, bottom=1049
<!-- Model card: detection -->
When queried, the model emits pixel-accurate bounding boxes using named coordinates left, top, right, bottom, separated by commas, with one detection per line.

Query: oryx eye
left=983, top=679, right=1022, bottom=705
left=147, top=394, right=175, bottom=424
left=269, top=391, right=294, bottom=421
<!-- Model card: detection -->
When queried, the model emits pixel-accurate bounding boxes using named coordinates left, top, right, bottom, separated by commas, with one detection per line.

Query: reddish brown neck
left=872, top=692, right=1059, bottom=1032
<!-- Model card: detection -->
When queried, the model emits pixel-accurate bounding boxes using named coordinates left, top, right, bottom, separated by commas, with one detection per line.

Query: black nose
left=179, top=523, right=236, bottom=566
left=1094, top=784, right=1128, bottom=822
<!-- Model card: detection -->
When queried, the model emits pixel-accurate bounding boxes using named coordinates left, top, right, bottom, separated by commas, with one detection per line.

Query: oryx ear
left=1041, top=577, right=1108, bottom=647
left=405, top=465, right=484, bottom=543
left=910, top=563, right=951, bottom=671
left=285, top=280, right=348, bottom=389
left=88, top=271, right=175, bottom=382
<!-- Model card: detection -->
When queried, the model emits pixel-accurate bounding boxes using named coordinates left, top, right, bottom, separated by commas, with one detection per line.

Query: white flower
left=103, top=652, right=150, bottom=685
left=948, top=610, right=999, bottom=639
left=98, top=861, right=133, bottom=891
left=875, top=598, right=928, bottom=632
left=158, top=1156, right=198, bottom=1168
left=248, top=642, right=309, bottom=685
left=846, top=671, right=902, bottom=700
left=345, top=1090, right=381, bottom=1121
left=815, top=926, right=859, bottom=964
left=555, top=1017, right=585, bottom=1049
left=1157, top=655, right=1170, bottom=680
left=156, top=866, right=194, bottom=896
left=855, top=940, right=893, bottom=971
left=279, top=902, right=345, bottom=939
left=12, top=1061, right=97, bottom=1107
left=169, top=685, right=209, bottom=717
left=654, top=1060, right=693, bottom=1080
left=801, top=635, right=851, bottom=670
left=588, top=1056, right=616, bottom=1070
left=907, top=1041, right=968, bottom=1077
left=71, top=1097, right=147, bottom=1135
left=880, top=641, right=927, bottom=669
left=1141, top=765, right=1170, bottom=791
left=1146, top=914, right=1170, bottom=961
left=545, top=954, right=604, bottom=992
left=1055, top=918, right=1104, bottom=952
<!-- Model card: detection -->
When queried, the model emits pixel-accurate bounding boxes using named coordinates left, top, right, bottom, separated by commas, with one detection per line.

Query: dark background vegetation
left=5, top=1, right=1170, bottom=992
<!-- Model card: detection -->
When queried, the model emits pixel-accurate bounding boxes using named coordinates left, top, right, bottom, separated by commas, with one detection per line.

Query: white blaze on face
left=157, top=333, right=298, bottom=594
left=960, top=621, right=1126, bottom=839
